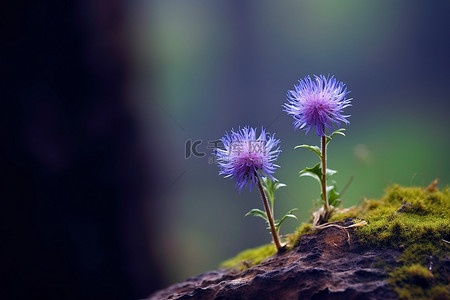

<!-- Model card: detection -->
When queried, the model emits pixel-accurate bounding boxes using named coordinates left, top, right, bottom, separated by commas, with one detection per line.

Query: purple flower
left=215, top=127, right=281, bottom=192
left=284, top=75, right=351, bottom=136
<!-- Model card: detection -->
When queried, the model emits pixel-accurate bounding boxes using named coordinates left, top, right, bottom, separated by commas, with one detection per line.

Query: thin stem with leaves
left=297, top=128, right=347, bottom=224
left=257, top=176, right=283, bottom=251
left=321, top=134, right=329, bottom=214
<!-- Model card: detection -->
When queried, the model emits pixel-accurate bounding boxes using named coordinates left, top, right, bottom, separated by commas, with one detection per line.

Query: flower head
left=284, top=75, right=351, bottom=136
left=215, top=127, right=281, bottom=192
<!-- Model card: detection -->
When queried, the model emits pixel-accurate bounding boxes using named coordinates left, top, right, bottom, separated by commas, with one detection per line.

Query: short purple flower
left=284, top=75, right=352, bottom=136
left=215, top=127, right=281, bottom=192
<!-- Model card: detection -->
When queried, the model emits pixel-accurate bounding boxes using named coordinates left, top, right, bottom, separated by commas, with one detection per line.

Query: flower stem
left=321, top=135, right=329, bottom=215
left=257, top=176, right=283, bottom=251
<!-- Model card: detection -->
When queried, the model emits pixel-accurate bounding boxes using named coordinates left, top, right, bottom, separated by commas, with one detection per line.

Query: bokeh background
left=2, top=0, right=450, bottom=299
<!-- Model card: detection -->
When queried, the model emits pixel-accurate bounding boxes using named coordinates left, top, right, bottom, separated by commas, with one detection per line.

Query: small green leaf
left=332, top=128, right=346, bottom=137
left=326, top=168, right=337, bottom=177
left=260, top=176, right=273, bottom=194
left=326, top=128, right=346, bottom=145
left=295, top=144, right=322, bottom=159
left=260, top=177, right=274, bottom=202
left=274, top=183, right=287, bottom=190
left=260, top=176, right=288, bottom=218
left=299, top=172, right=322, bottom=185
left=325, top=185, right=335, bottom=194
left=327, top=185, right=341, bottom=207
left=261, top=176, right=278, bottom=210
left=274, top=208, right=299, bottom=231
left=245, top=209, right=268, bottom=222
left=299, top=163, right=322, bottom=180
left=299, top=164, right=336, bottom=179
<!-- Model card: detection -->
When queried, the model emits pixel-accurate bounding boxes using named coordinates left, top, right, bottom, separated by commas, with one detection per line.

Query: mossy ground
left=221, top=185, right=450, bottom=299
left=388, top=264, right=447, bottom=300
left=331, top=185, right=450, bottom=300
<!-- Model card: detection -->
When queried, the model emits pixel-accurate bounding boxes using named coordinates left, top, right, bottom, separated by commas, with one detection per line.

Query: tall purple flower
left=215, top=127, right=281, bottom=192
left=284, top=75, right=351, bottom=136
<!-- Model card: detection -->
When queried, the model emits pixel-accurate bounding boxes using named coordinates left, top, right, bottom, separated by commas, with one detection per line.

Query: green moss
left=332, top=185, right=450, bottom=299
left=350, top=186, right=450, bottom=253
left=220, top=243, right=276, bottom=271
left=429, top=286, right=450, bottom=300
left=388, top=264, right=449, bottom=300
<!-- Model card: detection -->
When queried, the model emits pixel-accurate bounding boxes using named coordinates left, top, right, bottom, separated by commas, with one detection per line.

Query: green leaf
left=326, top=128, right=346, bottom=145
left=274, top=208, right=299, bottom=231
left=274, top=183, right=287, bottom=190
left=295, top=144, right=322, bottom=159
left=261, top=176, right=287, bottom=211
left=326, top=168, right=337, bottom=177
left=260, top=177, right=274, bottom=199
left=260, top=176, right=272, bottom=191
left=332, top=128, right=346, bottom=137
left=245, top=209, right=269, bottom=222
left=299, top=163, right=322, bottom=181
left=300, top=172, right=322, bottom=185
left=299, top=164, right=336, bottom=180
left=327, top=185, right=341, bottom=207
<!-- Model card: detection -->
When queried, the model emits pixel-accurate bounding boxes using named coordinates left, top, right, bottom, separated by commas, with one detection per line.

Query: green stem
left=321, top=134, right=329, bottom=214
left=257, top=176, right=283, bottom=251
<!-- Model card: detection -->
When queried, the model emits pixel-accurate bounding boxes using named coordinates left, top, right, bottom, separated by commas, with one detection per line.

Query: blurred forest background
left=2, top=1, right=450, bottom=299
